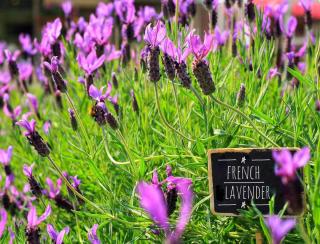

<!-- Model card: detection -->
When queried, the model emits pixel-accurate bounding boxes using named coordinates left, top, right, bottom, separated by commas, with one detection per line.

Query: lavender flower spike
left=26, top=205, right=51, bottom=244
left=27, top=93, right=41, bottom=119
left=0, top=209, right=7, bottom=238
left=88, top=224, right=101, bottom=244
left=0, top=146, right=13, bottom=166
left=144, top=21, right=166, bottom=83
left=44, top=56, right=67, bottom=92
left=47, top=224, right=70, bottom=244
left=272, top=147, right=310, bottom=184
left=23, top=164, right=42, bottom=197
left=188, top=32, right=215, bottom=95
left=61, top=1, right=72, bottom=17
left=77, top=50, right=105, bottom=76
left=16, top=119, right=50, bottom=157
left=265, top=215, right=296, bottom=244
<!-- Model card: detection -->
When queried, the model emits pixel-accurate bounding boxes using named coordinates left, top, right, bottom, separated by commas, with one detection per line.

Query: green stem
left=154, top=83, right=195, bottom=142
left=65, top=92, right=91, bottom=151
left=171, top=80, right=183, bottom=134
left=298, top=217, right=311, bottom=244
left=47, top=155, right=105, bottom=214
left=102, top=127, right=130, bottom=165
left=116, top=129, right=134, bottom=164
left=210, top=95, right=280, bottom=147
left=190, top=85, right=208, bottom=135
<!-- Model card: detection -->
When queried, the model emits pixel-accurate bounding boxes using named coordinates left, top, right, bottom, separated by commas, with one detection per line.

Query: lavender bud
left=55, top=90, right=63, bottom=110
left=2, top=193, right=10, bottom=210
left=4, top=165, right=12, bottom=176
left=54, top=195, right=74, bottom=211
left=68, top=109, right=77, bottom=131
left=236, top=83, right=246, bottom=106
left=162, top=0, right=176, bottom=19
left=316, top=100, right=320, bottom=112
left=130, top=90, right=139, bottom=114
left=122, top=43, right=131, bottom=66
left=27, top=131, right=50, bottom=157
left=305, top=10, right=313, bottom=30
left=166, top=188, right=178, bottom=216
left=26, top=228, right=40, bottom=244
left=91, top=104, right=106, bottom=126
left=187, top=2, right=196, bottom=17
left=112, top=72, right=118, bottom=89
left=51, top=42, right=61, bottom=59
left=245, top=0, right=255, bottom=23
left=147, top=47, right=160, bottom=83
left=9, top=61, right=19, bottom=77
left=126, top=23, right=135, bottom=42
left=162, top=54, right=175, bottom=81
left=28, top=177, right=43, bottom=198
left=175, top=61, right=191, bottom=88
left=106, top=112, right=118, bottom=130
left=211, top=8, right=218, bottom=29
left=86, top=75, right=94, bottom=95
left=52, top=72, right=67, bottom=93
left=192, top=60, right=215, bottom=95
left=232, top=40, right=237, bottom=57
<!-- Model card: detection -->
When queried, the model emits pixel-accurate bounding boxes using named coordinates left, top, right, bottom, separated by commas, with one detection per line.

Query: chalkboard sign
left=208, top=148, right=305, bottom=216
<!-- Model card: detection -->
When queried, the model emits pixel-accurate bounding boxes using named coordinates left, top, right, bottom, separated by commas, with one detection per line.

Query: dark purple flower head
left=61, top=1, right=72, bottom=17
left=27, top=204, right=51, bottom=230
left=88, top=224, right=100, bottom=244
left=44, top=177, right=62, bottom=199
left=44, top=56, right=59, bottom=73
left=45, top=18, right=62, bottom=44
left=89, top=83, right=112, bottom=102
left=19, top=34, right=37, bottom=56
left=265, top=215, right=295, bottom=244
left=187, top=32, right=214, bottom=61
left=47, top=224, right=70, bottom=244
left=144, top=21, right=166, bottom=48
left=16, top=119, right=36, bottom=136
left=96, top=2, right=114, bottom=18
left=0, top=208, right=7, bottom=238
left=4, top=49, right=20, bottom=62
left=71, top=175, right=81, bottom=189
left=77, top=50, right=105, bottom=76
left=280, top=16, right=297, bottom=38
left=0, top=146, right=13, bottom=166
left=286, top=51, right=295, bottom=64
left=23, top=164, right=34, bottom=178
left=18, top=62, right=33, bottom=81
left=272, top=147, right=310, bottom=184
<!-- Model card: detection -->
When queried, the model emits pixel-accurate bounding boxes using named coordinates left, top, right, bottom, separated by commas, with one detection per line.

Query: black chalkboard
left=208, top=148, right=305, bottom=216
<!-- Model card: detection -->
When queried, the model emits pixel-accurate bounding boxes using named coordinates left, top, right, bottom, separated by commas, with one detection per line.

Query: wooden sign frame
left=208, top=148, right=305, bottom=216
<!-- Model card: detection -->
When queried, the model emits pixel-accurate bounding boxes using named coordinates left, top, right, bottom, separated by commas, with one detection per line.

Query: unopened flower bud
left=236, top=83, right=246, bottom=106
left=147, top=47, right=160, bottom=83
left=68, top=108, right=77, bottom=131
left=245, top=0, right=255, bottom=23
left=106, top=112, right=118, bottom=130
left=130, top=90, right=139, bottom=114
left=112, top=72, right=118, bottom=89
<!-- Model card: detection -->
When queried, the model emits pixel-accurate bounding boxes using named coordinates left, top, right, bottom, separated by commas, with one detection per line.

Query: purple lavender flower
left=300, top=0, right=313, bottom=29
left=44, top=56, right=67, bottom=92
left=68, top=108, right=77, bottom=131
left=77, top=50, right=105, bottom=76
left=0, top=209, right=7, bottom=238
left=19, top=33, right=37, bottom=56
left=4, top=49, right=20, bottom=77
left=96, top=2, right=114, bottom=18
left=89, top=83, right=112, bottom=102
left=213, top=27, right=230, bottom=50
left=88, top=224, right=101, bottom=244
left=8, top=227, right=14, bottom=244
left=61, top=1, right=72, bottom=17
left=188, top=32, right=215, bottom=95
left=16, top=119, right=50, bottom=157
left=47, top=224, right=70, bottom=244
left=45, top=18, right=62, bottom=45
left=43, top=121, right=51, bottom=134
left=23, top=164, right=43, bottom=198
left=26, top=204, right=51, bottom=243
left=0, top=146, right=13, bottom=167
left=3, top=102, right=21, bottom=123
left=268, top=68, right=280, bottom=80
left=280, top=16, right=297, bottom=39
left=144, top=21, right=166, bottom=83
left=265, top=215, right=296, bottom=244
left=0, top=71, right=11, bottom=84
left=160, top=38, right=176, bottom=80
left=18, top=62, right=33, bottom=82
left=272, top=147, right=310, bottom=184
left=137, top=167, right=193, bottom=243
left=26, top=93, right=40, bottom=119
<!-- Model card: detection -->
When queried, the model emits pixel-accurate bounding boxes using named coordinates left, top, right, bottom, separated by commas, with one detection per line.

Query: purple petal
left=26, top=93, right=39, bottom=114
left=137, top=181, right=169, bottom=231
left=27, top=205, right=37, bottom=229
left=293, top=147, right=310, bottom=168
left=0, top=209, right=7, bottom=238
left=88, top=224, right=100, bottom=244
left=47, top=224, right=58, bottom=241
left=23, top=164, right=34, bottom=177
left=89, top=85, right=102, bottom=101
left=43, top=121, right=52, bottom=135
left=36, top=205, right=51, bottom=225
left=0, top=146, right=13, bottom=165
left=265, top=215, right=296, bottom=244
left=91, top=54, right=105, bottom=73
left=56, top=228, right=69, bottom=244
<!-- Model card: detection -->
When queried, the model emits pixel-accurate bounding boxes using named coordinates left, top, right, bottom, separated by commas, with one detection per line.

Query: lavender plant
left=0, top=0, right=320, bottom=243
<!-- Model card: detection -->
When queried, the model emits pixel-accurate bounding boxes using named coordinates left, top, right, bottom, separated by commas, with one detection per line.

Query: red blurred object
left=253, top=0, right=283, bottom=8
left=292, top=2, right=320, bottom=19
